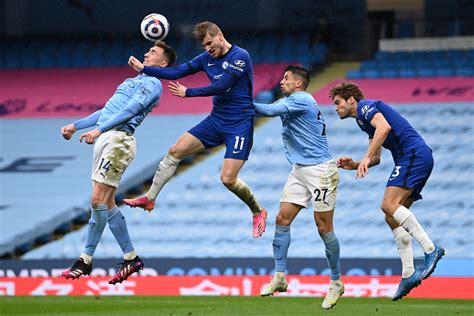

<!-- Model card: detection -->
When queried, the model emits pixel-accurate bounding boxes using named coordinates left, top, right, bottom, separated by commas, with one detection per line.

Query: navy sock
left=83, top=204, right=108, bottom=256
left=273, top=225, right=291, bottom=272
left=108, top=206, right=135, bottom=255
left=321, top=231, right=341, bottom=280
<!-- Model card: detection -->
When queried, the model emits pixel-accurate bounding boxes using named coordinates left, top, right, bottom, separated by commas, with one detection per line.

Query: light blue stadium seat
left=436, top=67, right=455, bottom=76
left=455, top=67, right=473, bottom=77
left=21, top=102, right=474, bottom=259
left=346, top=70, right=363, bottom=79
left=363, top=69, right=381, bottom=78
left=381, top=68, right=400, bottom=78
left=417, top=68, right=436, bottom=77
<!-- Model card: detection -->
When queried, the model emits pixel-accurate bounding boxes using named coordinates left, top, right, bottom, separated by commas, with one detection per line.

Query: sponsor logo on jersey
left=361, top=105, right=369, bottom=114
left=234, top=60, right=246, bottom=67
left=228, top=64, right=244, bottom=72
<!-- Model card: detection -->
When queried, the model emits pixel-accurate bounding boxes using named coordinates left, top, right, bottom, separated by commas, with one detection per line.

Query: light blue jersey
left=254, top=91, right=332, bottom=165
left=97, top=74, right=162, bottom=134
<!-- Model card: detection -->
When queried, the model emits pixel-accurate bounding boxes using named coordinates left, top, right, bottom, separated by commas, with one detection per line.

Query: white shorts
left=280, top=160, right=340, bottom=212
left=91, top=130, right=136, bottom=188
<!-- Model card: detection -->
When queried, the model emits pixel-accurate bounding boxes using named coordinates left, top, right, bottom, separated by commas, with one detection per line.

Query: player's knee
left=91, top=193, right=110, bottom=208
left=381, top=201, right=397, bottom=216
left=316, top=221, right=331, bottom=235
left=220, top=174, right=236, bottom=189
left=168, top=145, right=180, bottom=157
left=275, top=214, right=291, bottom=226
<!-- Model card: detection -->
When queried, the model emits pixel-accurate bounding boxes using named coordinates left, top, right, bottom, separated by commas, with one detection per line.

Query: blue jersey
left=186, top=45, right=254, bottom=119
left=97, top=74, right=162, bottom=134
left=255, top=91, right=333, bottom=165
left=356, top=100, right=428, bottom=163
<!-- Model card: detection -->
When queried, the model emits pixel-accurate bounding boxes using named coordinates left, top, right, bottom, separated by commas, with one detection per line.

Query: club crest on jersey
left=222, top=61, right=229, bottom=69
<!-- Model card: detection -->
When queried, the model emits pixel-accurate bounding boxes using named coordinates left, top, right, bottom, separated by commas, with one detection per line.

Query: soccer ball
left=140, top=13, right=170, bottom=42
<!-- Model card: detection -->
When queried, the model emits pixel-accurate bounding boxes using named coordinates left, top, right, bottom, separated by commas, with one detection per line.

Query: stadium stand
left=0, top=62, right=291, bottom=258
left=346, top=36, right=474, bottom=79
left=21, top=101, right=474, bottom=260
left=0, top=35, right=327, bottom=70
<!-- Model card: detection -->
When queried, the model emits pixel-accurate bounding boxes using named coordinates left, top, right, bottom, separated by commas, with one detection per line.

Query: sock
left=392, top=226, right=415, bottom=278
left=146, top=154, right=181, bottom=200
left=79, top=253, right=93, bottom=265
left=83, top=204, right=108, bottom=256
left=321, top=231, right=341, bottom=281
left=124, top=250, right=137, bottom=261
left=107, top=206, right=135, bottom=255
left=228, top=178, right=262, bottom=214
left=273, top=225, right=291, bottom=272
left=393, top=206, right=435, bottom=253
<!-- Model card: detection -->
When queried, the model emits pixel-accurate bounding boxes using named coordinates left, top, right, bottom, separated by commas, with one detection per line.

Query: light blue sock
left=83, top=204, right=108, bottom=256
left=321, top=231, right=341, bottom=280
left=107, top=206, right=135, bottom=255
left=273, top=225, right=291, bottom=272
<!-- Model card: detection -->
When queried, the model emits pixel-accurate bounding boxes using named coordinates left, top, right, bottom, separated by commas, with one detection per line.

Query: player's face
left=143, top=46, right=167, bottom=67
left=333, top=95, right=353, bottom=119
left=201, top=33, right=224, bottom=58
left=280, top=71, right=298, bottom=96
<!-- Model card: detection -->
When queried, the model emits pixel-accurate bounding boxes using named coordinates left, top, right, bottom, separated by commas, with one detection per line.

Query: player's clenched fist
left=61, top=124, right=77, bottom=140
left=128, top=55, right=144, bottom=72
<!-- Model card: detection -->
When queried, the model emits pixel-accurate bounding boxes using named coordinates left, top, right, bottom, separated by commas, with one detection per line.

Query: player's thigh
left=276, top=202, right=304, bottom=226
left=386, top=146, right=433, bottom=203
left=186, top=116, right=224, bottom=152
left=301, top=161, right=340, bottom=212
left=171, top=132, right=206, bottom=159
left=92, top=130, right=136, bottom=189
left=222, top=118, right=254, bottom=161
left=280, top=169, right=313, bottom=209
left=381, top=186, right=413, bottom=215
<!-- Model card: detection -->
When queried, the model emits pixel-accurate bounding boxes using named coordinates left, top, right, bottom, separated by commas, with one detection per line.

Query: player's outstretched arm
left=185, top=71, right=239, bottom=97
left=254, top=101, right=288, bottom=117
left=61, top=109, right=102, bottom=140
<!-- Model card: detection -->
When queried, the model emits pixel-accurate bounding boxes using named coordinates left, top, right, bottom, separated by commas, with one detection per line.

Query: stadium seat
left=21, top=102, right=474, bottom=259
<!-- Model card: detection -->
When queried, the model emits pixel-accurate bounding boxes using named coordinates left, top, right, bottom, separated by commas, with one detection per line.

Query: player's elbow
left=382, top=124, right=391, bottom=135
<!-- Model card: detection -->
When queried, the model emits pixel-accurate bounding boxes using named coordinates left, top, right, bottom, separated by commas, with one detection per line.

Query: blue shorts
left=387, top=145, right=433, bottom=201
left=188, top=115, right=254, bottom=160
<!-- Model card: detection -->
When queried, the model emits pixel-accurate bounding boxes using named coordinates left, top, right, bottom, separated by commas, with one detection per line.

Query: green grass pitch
left=1, top=296, right=473, bottom=315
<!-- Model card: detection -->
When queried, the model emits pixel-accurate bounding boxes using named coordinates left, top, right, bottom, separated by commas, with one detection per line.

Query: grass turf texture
left=1, top=296, right=473, bottom=315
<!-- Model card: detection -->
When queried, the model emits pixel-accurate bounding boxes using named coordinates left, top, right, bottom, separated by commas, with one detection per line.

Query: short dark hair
left=154, top=40, right=177, bottom=66
left=329, top=81, right=365, bottom=101
left=193, top=21, right=221, bottom=43
left=285, top=65, right=310, bottom=89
